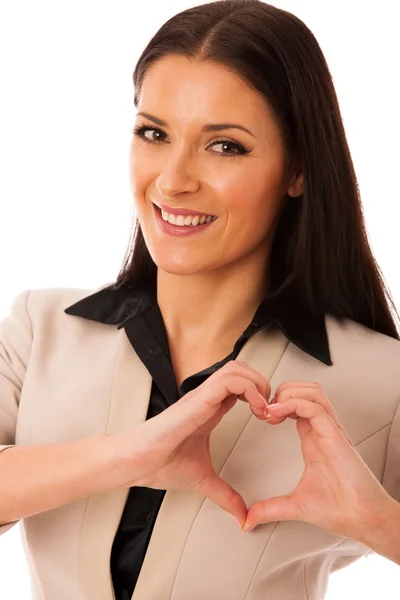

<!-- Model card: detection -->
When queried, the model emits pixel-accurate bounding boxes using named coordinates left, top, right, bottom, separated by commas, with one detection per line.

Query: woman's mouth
left=153, top=203, right=218, bottom=237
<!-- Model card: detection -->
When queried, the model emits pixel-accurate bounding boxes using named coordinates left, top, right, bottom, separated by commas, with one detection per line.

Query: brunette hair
left=114, top=0, right=399, bottom=339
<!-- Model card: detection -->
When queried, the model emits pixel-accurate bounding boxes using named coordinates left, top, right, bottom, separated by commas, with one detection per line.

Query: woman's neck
left=156, top=262, right=269, bottom=350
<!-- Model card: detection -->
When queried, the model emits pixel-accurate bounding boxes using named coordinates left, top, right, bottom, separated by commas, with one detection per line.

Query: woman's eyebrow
left=136, top=111, right=256, bottom=139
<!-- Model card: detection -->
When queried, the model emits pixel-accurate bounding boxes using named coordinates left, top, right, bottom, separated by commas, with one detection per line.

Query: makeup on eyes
left=131, top=122, right=251, bottom=159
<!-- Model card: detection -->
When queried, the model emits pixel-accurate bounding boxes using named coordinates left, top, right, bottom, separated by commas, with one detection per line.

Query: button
left=146, top=509, right=155, bottom=524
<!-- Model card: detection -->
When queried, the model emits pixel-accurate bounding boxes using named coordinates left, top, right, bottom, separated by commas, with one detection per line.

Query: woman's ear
left=287, top=171, right=304, bottom=198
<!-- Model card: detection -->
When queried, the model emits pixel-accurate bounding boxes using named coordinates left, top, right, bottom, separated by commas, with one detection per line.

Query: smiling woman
left=128, top=54, right=302, bottom=293
left=1, top=1, right=400, bottom=600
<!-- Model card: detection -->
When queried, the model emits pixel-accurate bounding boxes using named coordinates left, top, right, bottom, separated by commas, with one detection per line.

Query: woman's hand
left=242, top=382, right=400, bottom=563
left=112, top=360, right=270, bottom=527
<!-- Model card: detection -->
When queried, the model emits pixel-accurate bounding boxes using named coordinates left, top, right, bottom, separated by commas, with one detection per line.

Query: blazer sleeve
left=0, top=289, right=33, bottom=534
left=382, top=394, right=400, bottom=504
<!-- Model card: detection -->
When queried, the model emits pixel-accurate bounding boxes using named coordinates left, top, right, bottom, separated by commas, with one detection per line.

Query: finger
left=197, top=472, right=248, bottom=527
left=272, top=384, right=353, bottom=445
left=197, top=399, right=237, bottom=434
left=242, top=494, right=300, bottom=531
left=168, top=363, right=271, bottom=445
left=221, top=395, right=239, bottom=416
left=268, top=381, right=316, bottom=407
left=274, top=381, right=320, bottom=392
left=228, top=360, right=271, bottom=403
left=204, top=372, right=269, bottom=418
left=166, top=373, right=267, bottom=447
left=171, top=375, right=267, bottom=442
left=274, top=383, right=336, bottom=420
left=221, top=375, right=269, bottom=419
left=266, top=398, right=343, bottom=441
left=236, top=394, right=268, bottom=420
left=269, top=389, right=333, bottom=424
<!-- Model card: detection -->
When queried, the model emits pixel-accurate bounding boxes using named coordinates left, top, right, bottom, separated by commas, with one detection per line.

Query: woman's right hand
left=112, top=360, right=271, bottom=526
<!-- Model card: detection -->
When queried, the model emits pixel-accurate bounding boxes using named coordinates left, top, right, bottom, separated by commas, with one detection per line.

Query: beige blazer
left=0, top=286, right=399, bottom=600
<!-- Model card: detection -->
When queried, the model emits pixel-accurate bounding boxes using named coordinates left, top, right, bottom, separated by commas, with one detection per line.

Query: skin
left=129, top=54, right=303, bottom=362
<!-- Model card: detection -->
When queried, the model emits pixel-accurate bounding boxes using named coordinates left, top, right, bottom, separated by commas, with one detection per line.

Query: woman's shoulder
left=26, top=282, right=113, bottom=321
left=311, top=315, right=400, bottom=451
left=325, top=313, right=400, bottom=397
left=325, top=313, right=400, bottom=359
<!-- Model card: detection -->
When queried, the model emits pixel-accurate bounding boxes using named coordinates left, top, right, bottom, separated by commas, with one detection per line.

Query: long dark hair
left=114, top=0, right=399, bottom=339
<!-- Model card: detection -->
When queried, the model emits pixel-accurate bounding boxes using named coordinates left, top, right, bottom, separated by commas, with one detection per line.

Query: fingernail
left=242, top=523, right=257, bottom=532
left=232, top=516, right=246, bottom=528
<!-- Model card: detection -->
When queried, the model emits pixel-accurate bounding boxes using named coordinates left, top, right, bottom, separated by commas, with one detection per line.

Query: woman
left=0, top=1, right=399, bottom=599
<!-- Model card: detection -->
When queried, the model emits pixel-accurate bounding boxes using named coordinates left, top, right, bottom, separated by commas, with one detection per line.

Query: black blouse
left=65, top=279, right=331, bottom=600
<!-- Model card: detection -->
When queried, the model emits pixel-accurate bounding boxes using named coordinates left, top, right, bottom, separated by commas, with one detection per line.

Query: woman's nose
left=155, top=153, right=200, bottom=199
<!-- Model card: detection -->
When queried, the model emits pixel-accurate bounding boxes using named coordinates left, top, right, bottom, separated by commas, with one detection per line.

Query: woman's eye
left=132, top=125, right=249, bottom=157
left=208, top=141, right=245, bottom=155
left=143, top=127, right=167, bottom=142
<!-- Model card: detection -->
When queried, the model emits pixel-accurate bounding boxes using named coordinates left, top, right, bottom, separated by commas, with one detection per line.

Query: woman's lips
left=153, top=203, right=217, bottom=237
left=155, top=202, right=216, bottom=217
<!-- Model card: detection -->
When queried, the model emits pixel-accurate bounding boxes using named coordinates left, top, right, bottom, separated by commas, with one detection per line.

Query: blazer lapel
left=78, top=329, right=153, bottom=600
left=131, top=324, right=289, bottom=600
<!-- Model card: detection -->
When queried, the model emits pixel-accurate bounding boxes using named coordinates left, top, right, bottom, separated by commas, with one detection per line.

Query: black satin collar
left=64, top=279, right=332, bottom=366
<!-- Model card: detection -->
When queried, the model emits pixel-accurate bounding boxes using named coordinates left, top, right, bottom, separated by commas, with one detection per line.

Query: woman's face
left=130, top=55, right=302, bottom=277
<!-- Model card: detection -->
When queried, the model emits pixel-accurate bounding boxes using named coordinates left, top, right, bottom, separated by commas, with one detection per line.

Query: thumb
left=197, top=472, right=248, bottom=527
left=243, top=494, right=300, bottom=531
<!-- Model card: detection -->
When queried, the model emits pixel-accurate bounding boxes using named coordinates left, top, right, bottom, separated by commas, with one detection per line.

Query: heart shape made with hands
left=239, top=381, right=388, bottom=543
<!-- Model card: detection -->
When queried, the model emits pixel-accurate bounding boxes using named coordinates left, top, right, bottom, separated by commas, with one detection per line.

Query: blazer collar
left=64, top=279, right=332, bottom=366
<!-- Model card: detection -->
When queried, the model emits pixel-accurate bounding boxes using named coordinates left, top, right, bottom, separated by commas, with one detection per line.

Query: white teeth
left=159, top=206, right=216, bottom=227
left=168, top=214, right=177, bottom=225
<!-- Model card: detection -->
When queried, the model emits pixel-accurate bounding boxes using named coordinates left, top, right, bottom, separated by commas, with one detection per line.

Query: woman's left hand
left=242, top=381, right=400, bottom=558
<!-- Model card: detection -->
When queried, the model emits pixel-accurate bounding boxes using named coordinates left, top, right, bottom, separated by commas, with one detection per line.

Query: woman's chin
left=152, top=256, right=208, bottom=278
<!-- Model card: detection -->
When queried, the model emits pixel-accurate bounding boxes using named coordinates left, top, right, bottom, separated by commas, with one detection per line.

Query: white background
left=0, top=0, right=399, bottom=597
